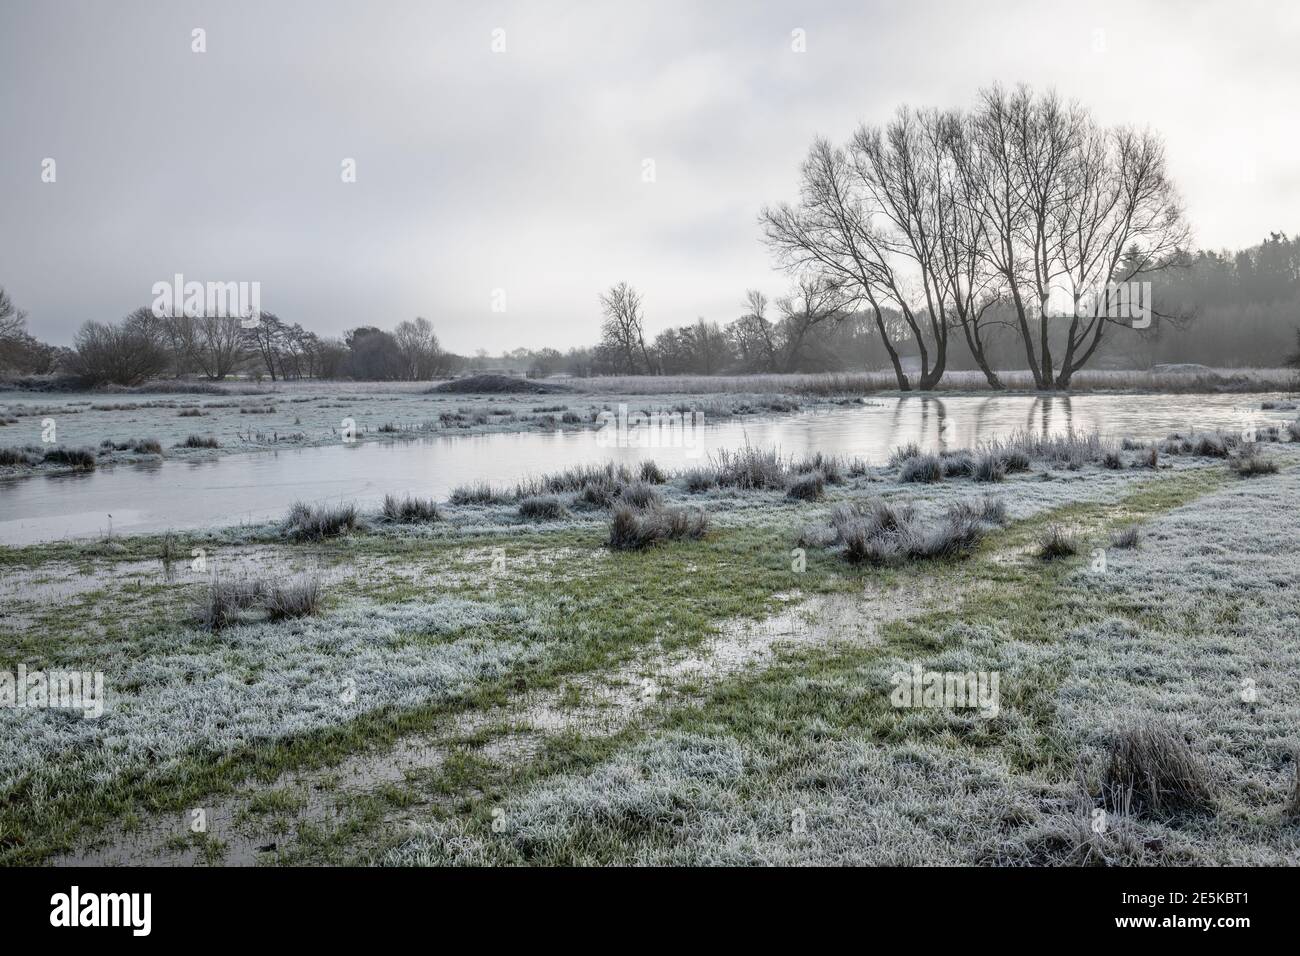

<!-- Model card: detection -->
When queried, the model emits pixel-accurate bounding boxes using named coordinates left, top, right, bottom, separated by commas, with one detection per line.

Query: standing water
left=0, top=393, right=1288, bottom=545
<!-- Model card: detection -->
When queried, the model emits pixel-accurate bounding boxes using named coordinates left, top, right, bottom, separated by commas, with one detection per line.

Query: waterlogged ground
left=1, top=428, right=1299, bottom=865
left=3, top=382, right=1298, bottom=543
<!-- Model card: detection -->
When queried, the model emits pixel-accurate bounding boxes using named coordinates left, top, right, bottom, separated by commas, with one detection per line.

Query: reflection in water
left=0, top=392, right=1288, bottom=545
left=1028, top=394, right=1075, bottom=437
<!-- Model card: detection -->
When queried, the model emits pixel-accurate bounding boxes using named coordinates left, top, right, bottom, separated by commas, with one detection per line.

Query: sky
left=2, top=0, right=1297, bottom=352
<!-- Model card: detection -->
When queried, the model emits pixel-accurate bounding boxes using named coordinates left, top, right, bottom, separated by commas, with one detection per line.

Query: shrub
left=65, top=318, right=170, bottom=386
left=607, top=505, right=709, bottom=550
left=449, top=482, right=511, bottom=505
left=1102, top=721, right=1216, bottom=817
left=284, top=501, right=359, bottom=540
left=638, top=460, right=667, bottom=484
left=266, top=577, right=323, bottom=620
left=177, top=434, right=219, bottom=449
left=1037, top=525, right=1078, bottom=560
left=41, top=446, right=96, bottom=470
left=786, top=471, right=825, bottom=501
left=899, top=453, right=943, bottom=483
left=382, top=494, right=441, bottom=523
left=517, top=495, right=568, bottom=520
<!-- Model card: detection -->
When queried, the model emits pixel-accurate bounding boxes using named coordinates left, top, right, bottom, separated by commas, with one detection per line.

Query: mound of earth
left=427, top=374, right=572, bottom=394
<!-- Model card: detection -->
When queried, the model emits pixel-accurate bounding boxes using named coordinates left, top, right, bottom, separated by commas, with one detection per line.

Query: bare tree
left=66, top=314, right=170, bottom=386
left=767, top=86, right=1190, bottom=390
left=961, top=85, right=1188, bottom=388
left=761, top=136, right=931, bottom=389
left=393, top=317, right=443, bottom=380
left=775, top=275, right=850, bottom=372
left=599, top=282, right=655, bottom=375
left=242, top=312, right=287, bottom=381
left=729, top=290, right=779, bottom=372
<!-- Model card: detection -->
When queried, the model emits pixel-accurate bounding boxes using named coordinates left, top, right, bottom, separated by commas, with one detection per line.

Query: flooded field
left=1, top=391, right=1292, bottom=544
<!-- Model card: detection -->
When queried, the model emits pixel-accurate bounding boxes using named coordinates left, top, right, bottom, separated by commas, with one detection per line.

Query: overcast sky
left=2, top=0, right=1297, bottom=351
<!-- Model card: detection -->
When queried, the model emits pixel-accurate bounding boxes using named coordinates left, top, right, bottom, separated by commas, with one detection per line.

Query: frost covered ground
left=0, top=423, right=1297, bottom=865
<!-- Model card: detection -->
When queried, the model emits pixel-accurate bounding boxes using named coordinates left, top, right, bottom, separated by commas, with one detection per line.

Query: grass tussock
left=711, top=446, right=787, bottom=490
left=786, top=471, right=825, bottom=501
left=815, top=497, right=999, bottom=566
left=682, top=466, right=718, bottom=493
left=517, top=495, right=568, bottom=521
left=618, top=480, right=663, bottom=510
left=638, top=460, right=667, bottom=484
left=1102, top=721, right=1217, bottom=818
left=200, top=577, right=266, bottom=631
left=940, top=451, right=975, bottom=478
left=284, top=501, right=359, bottom=540
left=973, top=453, right=1007, bottom=483
left=0, top=445, right=45, bottom=467
left=793, top=452, right=846, bottom=484
left=1109, top=525, right=1141, bottom=549
left=266, top=577, right=324, bottom=621
left=607, top=504, right=709, bottom=550
left=450, top=481, right=512, bottom=505
left=177, top=434, right=220, bottom=449
left=201, top=575, right=323, bottom=630
left=40, top=446, right=98, bottom=470
left=981, top=429, right=1109, bottom=470
left=381, top=494, right=441, bottom=523
left=1229, top=452, right=1279, bottom=477
left=1037, top=525, right=1079, bottom=560
left=899, top=453, right=943, bottom=483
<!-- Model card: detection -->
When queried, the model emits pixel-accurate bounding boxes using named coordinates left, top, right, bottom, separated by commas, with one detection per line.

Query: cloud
left=1, top=0, right=1296, bottom=350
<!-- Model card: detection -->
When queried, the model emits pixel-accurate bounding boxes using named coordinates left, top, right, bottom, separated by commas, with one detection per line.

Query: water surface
left=0, top=393, right=1288, bottom=545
